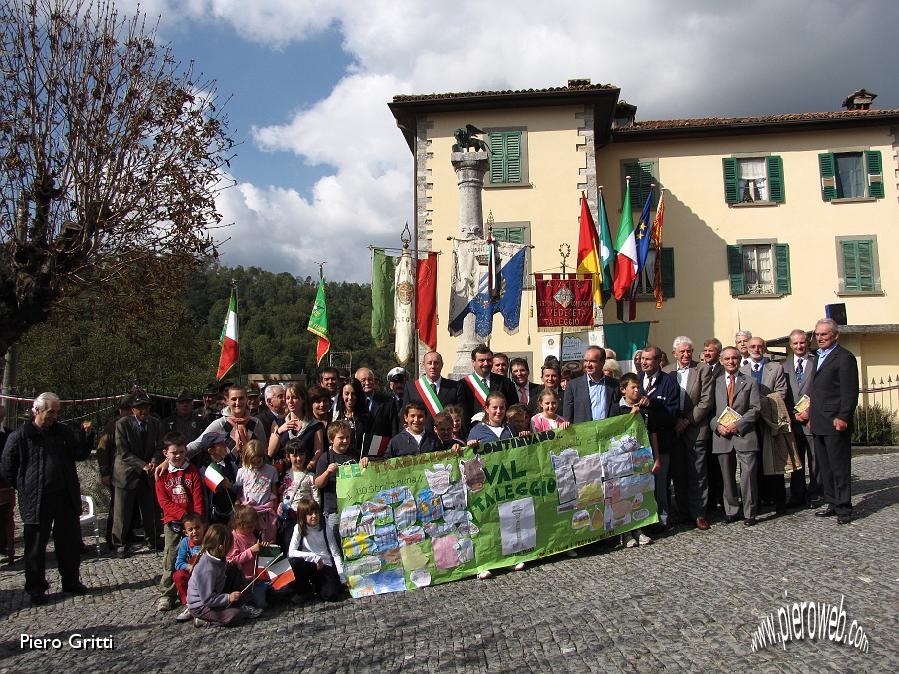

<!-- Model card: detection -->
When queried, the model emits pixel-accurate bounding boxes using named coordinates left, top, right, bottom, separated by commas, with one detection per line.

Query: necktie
left=795, top=360, right=803, bottom=384
left=367, top=396, right=373, bottom=412
left=727, top=375, right=735, bottom=407
left=518, top=385, right=528, bottom=404
left=482, top=377, right=489, bottom=390
left=752, top=363, right=761, bottom=384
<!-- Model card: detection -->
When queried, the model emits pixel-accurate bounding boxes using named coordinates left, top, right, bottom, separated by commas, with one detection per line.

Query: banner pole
left=558, top=244, right=570, bottom=364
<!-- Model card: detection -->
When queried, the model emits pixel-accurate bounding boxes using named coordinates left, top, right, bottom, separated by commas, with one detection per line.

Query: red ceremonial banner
left=535, top=273, right=594, bottom=331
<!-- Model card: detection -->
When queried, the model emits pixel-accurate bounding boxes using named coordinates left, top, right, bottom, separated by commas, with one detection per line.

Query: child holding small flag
left=227, top=505, right=271, bottom=609
left=187, top=523, right=262, bottom=627
left=288, top=498, right=342, bottom=602
left=360, top=403, right=440, bottom=464
left=156, top=433, right=205, bottom=613
left=172, top=513, right=206, bottom=622
left=198, top=431, right=238, bottom=525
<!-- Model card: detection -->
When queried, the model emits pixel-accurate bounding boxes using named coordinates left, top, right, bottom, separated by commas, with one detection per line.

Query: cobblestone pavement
left=1, top=451, right=896, bottom=673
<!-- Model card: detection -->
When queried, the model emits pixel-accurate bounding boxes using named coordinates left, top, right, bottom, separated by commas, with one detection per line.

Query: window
left=487, top=129, right=528, bottom=185
left=633, top=247, right=675, bottom=299
left=491, top=221, right=532, bottom=287
left=722, top=156, right=784, bottom=204
left=819, top=150, right=884, bottom=200
left=621, top=159, right=658, bottom=210
left=836, top=236, right=881, bottom=294
left=727, top=243, right=791, bottom=296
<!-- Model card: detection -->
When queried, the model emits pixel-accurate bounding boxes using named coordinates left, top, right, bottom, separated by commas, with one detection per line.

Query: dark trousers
left=23, top=494, right=81, bottom=596
left=112, top=476, right=161, bottom=549
left=706, top=445, right=723, bottom=510
left=789, top=431, right=821, bottom=503
left=813, top=433, right=852, bottom=516
left=289, top=558, right=342, bottom=601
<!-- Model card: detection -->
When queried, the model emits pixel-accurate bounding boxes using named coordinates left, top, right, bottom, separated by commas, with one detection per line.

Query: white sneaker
left=241, top=604, right=263, bottom=619
left=193, top=617, right=205, bottom=628
left=175, top=607, right=192, bottom=623
left=512, top=562, right=525, bottom=571
left=625, top=536, right=639, bottom=548
left=477, top=570, right=493, bottom=580
left=638, top=532, right=653, bottom=546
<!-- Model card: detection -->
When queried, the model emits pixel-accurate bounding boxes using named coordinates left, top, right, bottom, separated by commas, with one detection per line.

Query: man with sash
left=459, top=344, right=518, bottom=429
left=403, top=351, right=462, bottom=432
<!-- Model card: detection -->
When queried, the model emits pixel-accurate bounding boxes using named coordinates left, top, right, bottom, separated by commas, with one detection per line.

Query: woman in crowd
left=332, top=377, right=372, bottom=460
left=268, top=384, right=325, bottom=473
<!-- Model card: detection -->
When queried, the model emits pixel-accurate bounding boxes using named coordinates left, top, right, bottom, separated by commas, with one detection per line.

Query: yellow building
left=388, top=82, right=898, bottom=400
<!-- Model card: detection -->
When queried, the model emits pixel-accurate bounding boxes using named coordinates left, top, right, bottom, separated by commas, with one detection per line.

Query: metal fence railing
left=855, top=376, right=898, bottom=446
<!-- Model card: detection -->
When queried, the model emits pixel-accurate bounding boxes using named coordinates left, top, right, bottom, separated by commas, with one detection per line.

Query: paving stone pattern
left=0, top=452, right=896, bottom=673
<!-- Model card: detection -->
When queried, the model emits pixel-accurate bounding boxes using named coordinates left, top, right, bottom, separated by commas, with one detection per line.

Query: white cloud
left=123, top=0, right=899, bottom=279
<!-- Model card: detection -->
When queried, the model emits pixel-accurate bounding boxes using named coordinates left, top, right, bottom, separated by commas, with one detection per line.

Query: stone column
left=450, top=151, right=489, bottom=376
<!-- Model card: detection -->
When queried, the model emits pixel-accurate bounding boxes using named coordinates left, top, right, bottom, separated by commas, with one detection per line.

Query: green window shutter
left=661, top=247, right=675, bottom=298
left=488, top=133, right=506, bottom=183
left=841, top=240, right=859, bottom=292
left=623, top=161, right=641, bottom=209
left=505, top=132, right=522, bottom=184
left=819, top=152, right=836, bottom=201
left=636, top=161, right=654, bottom=208
left=865, top=150, right=884, bottom=198
left=766, top=155, right=785, bottom=203
left=773, top=243, right=791, bottom=295
left=722, top=158, right=739, bottom=204
left=856, top=240, right=875, bottom=291
left=491, top=227, right=508, bottom=242
left=505, top=227, right=525, bottom=244
left=727, top=245, right=745, bottom=296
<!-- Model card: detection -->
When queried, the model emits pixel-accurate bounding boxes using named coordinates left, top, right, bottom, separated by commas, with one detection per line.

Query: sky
left=122, top=0, right=899, bottom=282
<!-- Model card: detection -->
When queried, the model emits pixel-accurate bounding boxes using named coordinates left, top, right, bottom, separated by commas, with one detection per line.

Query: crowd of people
left=0, top=317, right=859, bottom=627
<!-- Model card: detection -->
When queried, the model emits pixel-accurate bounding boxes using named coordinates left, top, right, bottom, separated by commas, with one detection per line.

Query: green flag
left=308, top=275, right=331, bottom=365
left=371, top=248, right=396, bottom=347
left=604, top=321, right=650, bottom=372
left=597, top=190, right=615, bottom=305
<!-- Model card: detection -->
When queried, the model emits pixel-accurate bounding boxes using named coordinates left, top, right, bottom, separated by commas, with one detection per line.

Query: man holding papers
left=710, top=346, right=761, bottom=526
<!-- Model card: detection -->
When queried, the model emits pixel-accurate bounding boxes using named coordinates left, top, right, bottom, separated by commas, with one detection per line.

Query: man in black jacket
left=809, top=319, right=859, bottom=524
left=1, top=392, right=91, bottom=604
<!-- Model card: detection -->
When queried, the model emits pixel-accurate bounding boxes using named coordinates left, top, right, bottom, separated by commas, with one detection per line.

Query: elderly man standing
left=735, top=331, right=753, bottom=368
left=710, top=347, right=762, bottom=526
left=112, top=391, right=165, bottom=557
left=664, top=337, right=714, bottom=530
left=784, top=328, right=820, bottom=507
left=255, top=384, right=285, bottom=443
left=2, top=393, right=91, bottom=603
left=810, top=319, right=859, bottom=525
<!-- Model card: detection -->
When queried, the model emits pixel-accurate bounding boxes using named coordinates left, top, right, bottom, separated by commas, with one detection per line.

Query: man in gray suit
left=112, top=391, right=164, bottom=557
left=711, top=347, right=762, bottom=526
left=784, top=329, right=819, bottom=507
left=562, top=346, right=618, bottom=424
left=742, top=336, right=789, bottom=513
left=664, top=336, right=714, bottom=530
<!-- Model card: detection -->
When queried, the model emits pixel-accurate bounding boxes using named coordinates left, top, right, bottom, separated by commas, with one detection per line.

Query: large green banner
left=336, top=414, right=657, bottom=598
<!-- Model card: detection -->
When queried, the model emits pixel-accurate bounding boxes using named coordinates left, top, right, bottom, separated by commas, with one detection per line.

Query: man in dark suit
left=664, top=337, right=714, bottom=530
left=742, top=336, right=789, bottom=513
left=458, top=344, right=518, bottom=426
left=403, top=351, right=462, bottom=431
left=540, top=361, right=563, bottom=400
left=637, top=345, right=680, bottom=528
left=112, top=391, right=164, bottom=557
left=355, top=367, right=400, bottom=438
left=809, top=319, right=859, bottom=524
left=562, top=346, right=617, bottom=423
left=784, top=328, right=820, bottom=507
left=710, top=347, right=762, bottom=525
left=509, top=357, right=542, bottom=416
left=255, top=384, right=285, bottom=444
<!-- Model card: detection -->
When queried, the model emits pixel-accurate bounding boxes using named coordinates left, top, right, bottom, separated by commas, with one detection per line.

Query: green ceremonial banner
left=336, top=414, right=657, bottom=598
left=370, top=248, right=396, bottom=347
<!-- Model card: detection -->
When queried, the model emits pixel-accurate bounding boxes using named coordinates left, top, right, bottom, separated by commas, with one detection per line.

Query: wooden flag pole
left=558, top=243, right=571, bottom=364
left=239, top=551, right=285, bottom=595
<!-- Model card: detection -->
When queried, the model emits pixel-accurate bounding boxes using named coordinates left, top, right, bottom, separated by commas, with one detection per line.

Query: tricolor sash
left=464, top=374, right=490, bottom=409
left=415, top=376, right=444, bottom=418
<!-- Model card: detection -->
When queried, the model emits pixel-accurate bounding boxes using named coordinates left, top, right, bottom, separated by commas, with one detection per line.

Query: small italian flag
left=203, top=463, right=226, bottom=491
left=216, top=288, right=239, bottom=380
left=365, top=434, right=390, bottom=458
left=258, top=546, right=294, bottom=590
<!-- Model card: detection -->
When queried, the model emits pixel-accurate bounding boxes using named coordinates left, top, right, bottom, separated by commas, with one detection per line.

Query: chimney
left=842, top=88, right=877, bottom=111
left=612, top=101, right=638, bottom=129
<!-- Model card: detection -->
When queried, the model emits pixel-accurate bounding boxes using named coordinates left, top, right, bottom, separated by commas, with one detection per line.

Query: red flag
left=415, top=253, right=438, bottom=350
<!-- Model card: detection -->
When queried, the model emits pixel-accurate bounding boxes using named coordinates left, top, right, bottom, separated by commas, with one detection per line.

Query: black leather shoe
left=62, top=582, right=89, bottom=595
left=725, top=515, right=741, bottom=524
left=837, top=515, right=852, bottom=525
left=815, top=507, right=837, bottom=517
left=744, top=518, right=758, bottom=527
left=29, top=592, right=48, bottom=605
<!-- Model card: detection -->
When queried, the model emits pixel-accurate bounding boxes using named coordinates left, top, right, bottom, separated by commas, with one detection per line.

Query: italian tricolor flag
left=216, top=289, right=239, bottom=380
left=258, top=546, right=294, bottom=590
left=612, top=178, right=638, bottom=301
left=203, top=463, right=226, bottom=491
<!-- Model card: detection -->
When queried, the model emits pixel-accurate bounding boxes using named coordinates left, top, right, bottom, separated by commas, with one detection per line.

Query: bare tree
left=0, top=0, right=235, bottom=353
